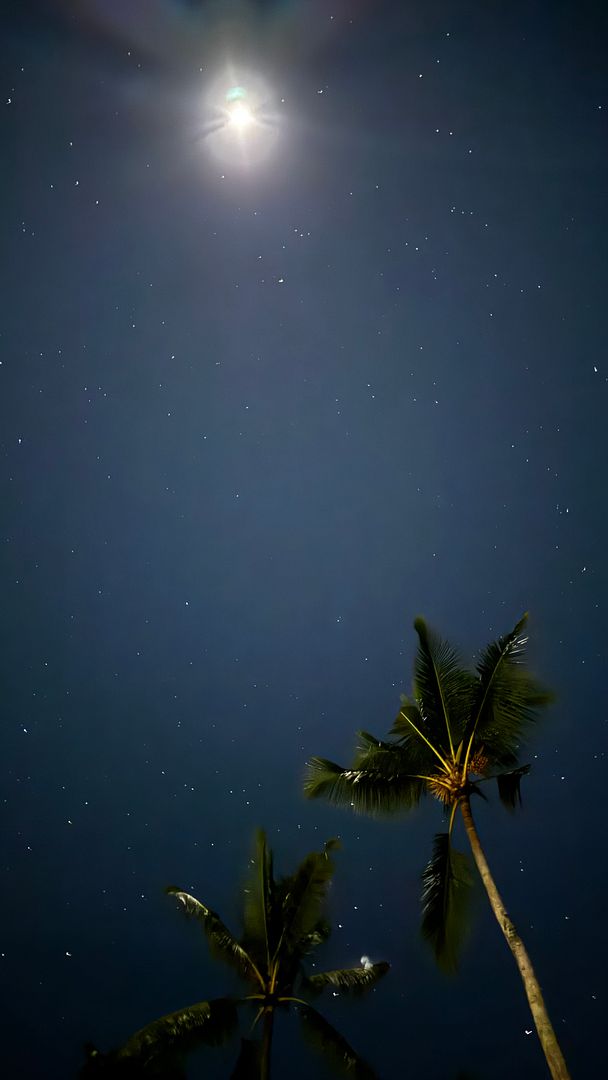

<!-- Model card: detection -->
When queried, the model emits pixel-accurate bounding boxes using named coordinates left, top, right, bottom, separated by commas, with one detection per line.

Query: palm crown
left=308, top=614, right=550, bottom=816
left=304, top=614, right=570, bottom=1080
left=84, top=831, right=389, bottom=1078
left=305, top=614, right=552, bottom=971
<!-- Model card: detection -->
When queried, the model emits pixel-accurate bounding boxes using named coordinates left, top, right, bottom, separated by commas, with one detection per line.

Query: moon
left=227, top=100, right=255, bottom=130
left=199, top=72, right=281, bottom=167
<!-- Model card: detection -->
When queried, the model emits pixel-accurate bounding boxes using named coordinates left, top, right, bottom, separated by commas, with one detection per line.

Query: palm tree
left=82, top=831, right=389, bottom=1078
left=304, top=614, right=570, bottom=1080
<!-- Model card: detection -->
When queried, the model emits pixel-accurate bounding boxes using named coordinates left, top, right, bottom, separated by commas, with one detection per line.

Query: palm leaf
left=421, top=833, right=473, bottom=974
left=389, top=697, right=443, bottom=773
left=304, top=756, right=424, bottom=815
left=166, top=887, right=261, bottom=986
left=496, top=764, right=531, bottom=810
left=274, top=840, right=339, bottom=966
left=413, top=618, right=475, bottom=755
left=242, top=829, right=275, bottom=972
left=297, top=1003, right=378, bottom=1078
left=353, top=731, right=434, bottom=787
left=353, top=730, right=433, bottom=776
left=353, top=730, right=399, bottom=760
left=464, top=614, right=553, bottom=768
left=114, top=998, right=239, bottom=1067
left=303, top=961, right=389, bottom=997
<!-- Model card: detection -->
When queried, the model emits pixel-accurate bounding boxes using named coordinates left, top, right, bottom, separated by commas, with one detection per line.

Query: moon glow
left=200, top=71, right=280, bottom=167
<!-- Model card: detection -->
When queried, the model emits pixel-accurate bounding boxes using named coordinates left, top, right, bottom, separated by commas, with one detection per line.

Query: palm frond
left=303, top=961, right=389, bottom=997
left=389, top=698, right=442, bottom=772
left=413, top=618, right=475, bottom=755
left=353, top=730, right=398, bottom=760
left=465, top=614, right=554, bottom=768
left=420, top=833, right=473, bottom=974
left=114, top=998, right=239, bottom=1067
left=274, top=841, right=339, bottom=964
left=242, top=829, right=274, bottom=971
left=390, top=698, right=424, bottom=739
left=496, top=764, right=531, bottom=810
left=354, top=731, right=434, bottom=784
left=166, top=887, right=260, bottom=986
left=304, top=756, right=424, bottom=816
left=297, top=1003, right=378, bottom=1079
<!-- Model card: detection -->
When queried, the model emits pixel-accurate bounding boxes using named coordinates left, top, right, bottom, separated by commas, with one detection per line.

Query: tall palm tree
left=82, top=831, right=389, bottom=1078
left=304, top=614, right=570, bottom=1080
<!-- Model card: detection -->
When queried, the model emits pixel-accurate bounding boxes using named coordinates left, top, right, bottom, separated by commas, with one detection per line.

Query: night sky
left=2, top=1, right=607, bottom=1077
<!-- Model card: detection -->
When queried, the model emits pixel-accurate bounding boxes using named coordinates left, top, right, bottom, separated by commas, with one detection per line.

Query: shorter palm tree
left=305, top=614, right=570, bottom=1080
left=82, top=831, right=389, bottom=1078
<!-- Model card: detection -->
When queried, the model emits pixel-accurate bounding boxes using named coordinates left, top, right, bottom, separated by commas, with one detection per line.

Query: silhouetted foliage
left=305, top=614, right=570, bottom=1080
left=82, top=832, right=388, bottom=1078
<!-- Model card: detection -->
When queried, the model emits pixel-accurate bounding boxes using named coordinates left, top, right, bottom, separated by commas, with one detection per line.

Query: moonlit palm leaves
left=420, top=833, right=473, bottom=976
left=85, top=831, right=388, bottom=1079
left=305, top=614, right=550, bottom=956
left=305, top=614, right=571, bottom=1080
left=80, top=999, right=239, bottom=1077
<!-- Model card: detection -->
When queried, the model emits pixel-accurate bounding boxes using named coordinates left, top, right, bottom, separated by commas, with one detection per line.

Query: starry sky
left=1, top=1, right=607, bottom=1077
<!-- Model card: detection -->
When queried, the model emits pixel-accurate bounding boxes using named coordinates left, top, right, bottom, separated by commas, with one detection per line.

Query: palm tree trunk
left=459, top=795, right=570, bottom=1080
left=260, top=1007, right=274, bottom=1080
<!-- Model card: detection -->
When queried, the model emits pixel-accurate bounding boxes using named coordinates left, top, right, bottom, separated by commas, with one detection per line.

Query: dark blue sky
left=1, top=1, right=606, bottom=1076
